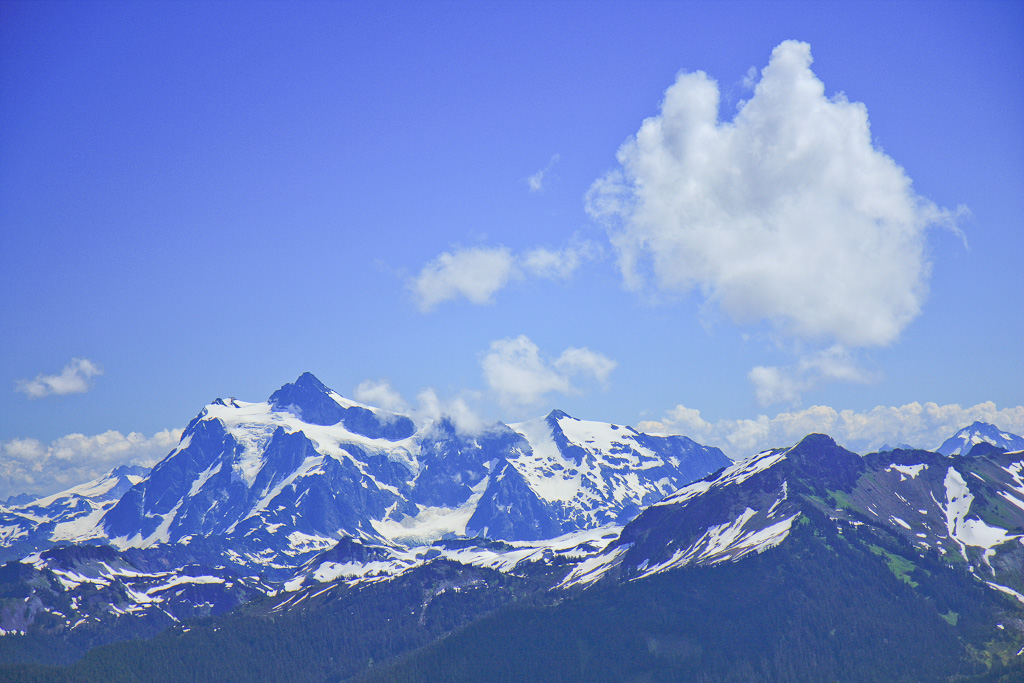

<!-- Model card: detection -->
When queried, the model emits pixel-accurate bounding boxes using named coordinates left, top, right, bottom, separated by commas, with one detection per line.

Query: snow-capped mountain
left=28, top=373, right=727, bottom=574
left=561, top=434, right=1024, bottom=597
left=0, top=373, right=732, bottom=647
left=506, top=410, right=728, bottom=531
left=937, top=421, right=1024, bottom=456
left=0, top=465, right=149, bottom=564
left=3, top=412, right=1024, bottom=680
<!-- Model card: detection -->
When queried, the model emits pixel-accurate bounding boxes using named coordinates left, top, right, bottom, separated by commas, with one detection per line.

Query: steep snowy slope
left=506, top=410, right=728, bottom=531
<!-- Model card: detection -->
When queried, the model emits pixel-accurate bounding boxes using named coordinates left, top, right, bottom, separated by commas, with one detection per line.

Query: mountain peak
left=268, top=373, right=344, bottom=426
left=936, top=421, right=1024, bottom=456
left=784, top=433, right=863, bottom=493
left=265, top=372, right=417, bottom=439
left=293, top=371, right=328, bottom=391
left=545, top=408, right=572, bottom=423
left=792, top=433, right=838, bottom=450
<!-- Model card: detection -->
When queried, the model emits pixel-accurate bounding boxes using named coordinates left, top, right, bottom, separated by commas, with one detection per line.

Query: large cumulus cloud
left=588, top=40, right=957, bottom=352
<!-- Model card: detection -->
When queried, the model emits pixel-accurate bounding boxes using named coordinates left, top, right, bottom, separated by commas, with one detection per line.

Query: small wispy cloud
left=16, top=358, right=104, bottom=398
left=413, top=388, right=487, bottom=435
left=526, top=153, right=560, bottom=192
left=411, top=246, right=517, bottom=312
left=481, top=334, right=616, bottom=408
left=354, top=379, right=409, bottom=414
left=411, top=237, right=599, bottom=312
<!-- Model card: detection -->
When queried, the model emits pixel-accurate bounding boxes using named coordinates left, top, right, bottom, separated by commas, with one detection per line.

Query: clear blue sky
left=1, top=1, right=1022, bottom=493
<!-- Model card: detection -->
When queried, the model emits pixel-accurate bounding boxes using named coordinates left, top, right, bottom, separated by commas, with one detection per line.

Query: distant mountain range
left=0, top=373, right=1021, bottom=681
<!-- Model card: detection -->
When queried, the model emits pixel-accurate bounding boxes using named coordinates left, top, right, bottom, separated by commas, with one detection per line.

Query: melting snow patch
left=890, top=516, right=912, bottom=530
left=887, top=463, right=927, bottom=481
left=188, top=462, right=222, bottom=497
left=998, top=491, right=1024, bottom=513
left=943, top=468, right=1020, bottom=558
left=312, top=560, right=417, bottom=583
left=984, top=581, right=1024, bottom=605
left=634, top=510, right=797, bottom=580
left=146, top=575, right=225, bottom=595
left=286, top=532, right=337, bottom=554
left=49, top=505, right=109, bottom=543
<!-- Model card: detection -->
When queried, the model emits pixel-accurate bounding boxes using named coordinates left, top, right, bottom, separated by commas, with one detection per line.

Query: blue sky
left=1, top=1, right=1022, bottom=496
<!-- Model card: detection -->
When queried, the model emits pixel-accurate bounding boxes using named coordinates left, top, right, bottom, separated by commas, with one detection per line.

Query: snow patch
left=886, top=463, right=927, bottom=482
left=942, top=467, right=1020, bottom=558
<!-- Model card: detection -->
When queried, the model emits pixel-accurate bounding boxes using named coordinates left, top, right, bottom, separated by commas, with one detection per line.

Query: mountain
left=0, top=465, right=149, bottom=564
left=354, top=435, right=1024, bottom=682
left=4, top=382, right=1023, bottom=680
left=0, top=372, right=729, bottom=659
left=359, top=508, right=1023, bottom=683
left=562, top=434, right=1024, bottom=594
left=90, top=373, right=727, bottom=575
left=937, top=421, right=1024, bottom=456
left=10, top=433, right=1023, bottom=682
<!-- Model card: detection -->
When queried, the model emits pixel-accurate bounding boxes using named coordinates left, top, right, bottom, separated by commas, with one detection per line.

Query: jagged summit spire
left=292, top=371, right=328, bottom=391
left=268, top=372, right=342, bottom=425
left=546, top=408, right=571, bottom=422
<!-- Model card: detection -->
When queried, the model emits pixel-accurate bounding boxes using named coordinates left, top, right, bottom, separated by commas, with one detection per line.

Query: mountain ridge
left=1, top=376, right=1022, bottom=679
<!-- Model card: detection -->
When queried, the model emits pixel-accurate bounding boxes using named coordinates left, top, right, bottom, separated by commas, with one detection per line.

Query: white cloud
left=638, top=401, right=1024, bottom=460
left=353, top=379, right=487, bottom=435
left=526, top=153, right=560, bottom=192
left=0, top=428, right=182, bottom=499
left=481, top=335, right=616, bottom=408
left=748, top=365, right=804, bottom=407
left=587, top=40, right=960, bottom=349
left=412, top=238, right=599, bottom=311
left=411, top=246, right=516, bottom=312
left=521, top=238, right=600, bottom=280
left=749, top=346, right=877, bottom=406
left=16, top=358, right=104, bottom=398
left=354, top=379, right=409, bottom=414
left=413, top=388, right=486, bottom=435
left=554, top=347, right=617, bottom=385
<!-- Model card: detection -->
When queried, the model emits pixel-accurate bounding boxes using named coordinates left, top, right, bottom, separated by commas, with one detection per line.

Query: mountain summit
left=14, top=374, right=727, bottom=576
left=937, top=421, right=1024, bottom=456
